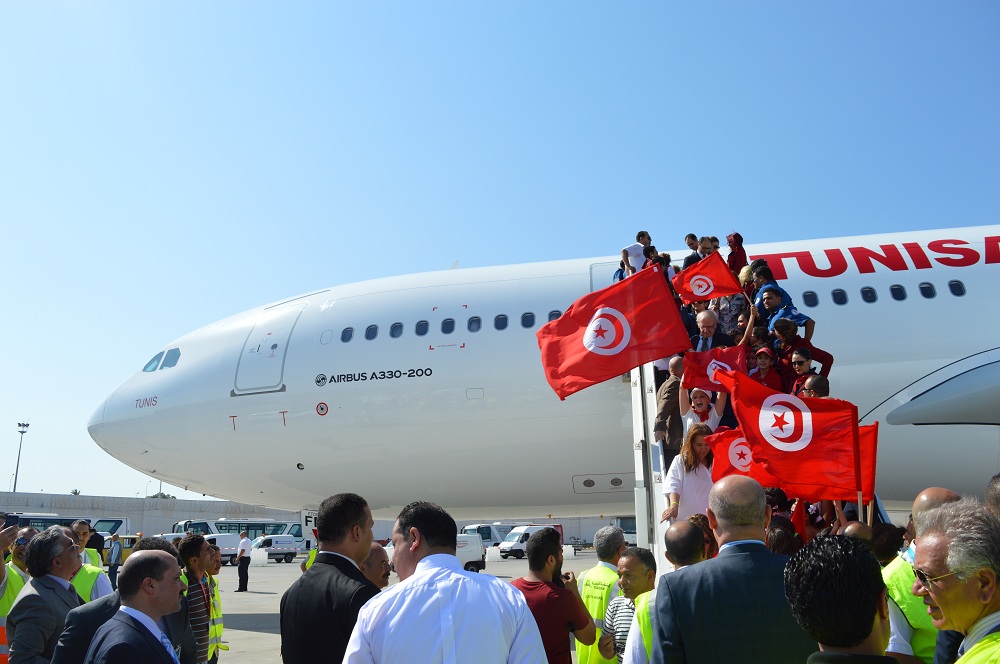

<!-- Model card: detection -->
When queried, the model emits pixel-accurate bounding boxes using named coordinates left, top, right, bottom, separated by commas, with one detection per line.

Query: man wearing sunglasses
left=7, top=528, right=39, bottom=585
left=911, top=499, right=1000, bottom=663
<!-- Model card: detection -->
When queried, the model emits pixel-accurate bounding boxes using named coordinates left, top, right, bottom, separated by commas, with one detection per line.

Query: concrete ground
left=216, top=549, right=600, bottom=663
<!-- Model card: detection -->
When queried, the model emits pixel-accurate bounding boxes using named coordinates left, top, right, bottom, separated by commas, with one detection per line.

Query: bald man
left=883, top=487, right=961, bottom=664
left=651, top=476, right=814, bottom=663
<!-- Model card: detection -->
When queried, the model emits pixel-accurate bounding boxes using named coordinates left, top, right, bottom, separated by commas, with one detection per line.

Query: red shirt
left=749, top=366, right=784, bottom=392
left=512, top=578, right=592, bottom=664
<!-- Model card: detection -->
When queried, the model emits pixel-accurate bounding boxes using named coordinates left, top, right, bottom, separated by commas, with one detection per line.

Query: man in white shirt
left=344, top=501, right=546, bottom=663
left=234, top=532, right=252, bottom=592
left=83, top=550, right=187, bottom=663
left=621, top=231, right=652, bottom=276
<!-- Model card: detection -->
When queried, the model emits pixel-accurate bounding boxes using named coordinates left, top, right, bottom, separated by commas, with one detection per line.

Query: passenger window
left=494, top=315, right=508, bottom=330
left=521, top=313, right=535, bottom=328
left=831, top=289, right=848, bottom=305
left=949, top=280, right=966, bottom=297
left=802, top=291, right=819, bottom=308
left=860, top=287, right=877, bottom=303
left=890, top=285, right=906, bottom=301
left=442, top=318, right=455, bottom=334
left=468, top=317, right=482, bottom=332
left=919, top=282, right=936, bottom=299
left=341, top=328, right=354, bottom=343
left=390, top=323, right=403, bottom=338
left=415, top=320, right=429, bottom=336
left=365, top=325, right=378, bottom=340
left=548, top=310, right=561, bottom=322
left=143, top=352, right=164, bottom=372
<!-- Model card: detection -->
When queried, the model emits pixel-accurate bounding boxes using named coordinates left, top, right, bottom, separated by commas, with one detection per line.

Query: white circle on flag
left=728, top=437, right=753, bottom=473
left=707, top=359, right=731, bottom=384
left=690, top=275, right=715, bottom=298
left=758, top=394, right=813, bottom=452
left=583, top=307, right=632, bottom=356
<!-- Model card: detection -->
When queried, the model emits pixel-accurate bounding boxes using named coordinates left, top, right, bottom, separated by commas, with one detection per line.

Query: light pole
left=145, top=480, right=152, bottom=497
left=13, top=422, right=28, bottom=493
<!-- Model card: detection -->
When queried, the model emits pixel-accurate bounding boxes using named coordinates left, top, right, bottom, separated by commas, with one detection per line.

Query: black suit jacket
left=681, top=251, right=702, bottom=270
left=689, top=331, right=736, bottom=352
left=280, top=552, right=380, bottom=664
left=82, top=613, right=176, bottom=664
left=651, top=542, right=816, bottom=664
left=52, top=591, right=195, bottom=664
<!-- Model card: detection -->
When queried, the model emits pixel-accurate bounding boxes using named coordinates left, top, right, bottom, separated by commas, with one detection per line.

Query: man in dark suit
left=651, top=476, right=816, bottom=664
left=51, top=537, right=196, bottom=664
left=654, top=356, right=685, bottom=471
left=681, top=234, right=702, bottom=270
left=280, top=493, right=379, bottom=664
left=689, top=310, right=736, bottom=352
left=7, top=526, right=84, bottom=664
left=83, top=550, right=187, bottom=664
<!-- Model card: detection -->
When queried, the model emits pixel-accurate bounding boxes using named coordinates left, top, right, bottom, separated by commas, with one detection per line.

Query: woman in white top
left=679, top=385, right=727, bottom=433
left=660, top=423, right=715, bottom=522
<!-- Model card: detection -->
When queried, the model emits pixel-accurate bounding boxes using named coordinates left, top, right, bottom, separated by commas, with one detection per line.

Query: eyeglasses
left=791, top=360, right=808, bottom=366
left=14, top=537, right=29, bottom=546
left=913, top=567, right=959, bottom=589
left=801, top=388, right=815, bottom=395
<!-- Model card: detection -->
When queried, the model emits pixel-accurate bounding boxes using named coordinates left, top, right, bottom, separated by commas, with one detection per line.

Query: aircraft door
left=232, top=305, right=305, bottom=396
left=590, top=262, right=621, bottom=291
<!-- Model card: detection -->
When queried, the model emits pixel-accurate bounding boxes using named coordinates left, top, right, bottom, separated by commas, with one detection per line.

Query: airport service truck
left=498, top=524, right=563, bottom=559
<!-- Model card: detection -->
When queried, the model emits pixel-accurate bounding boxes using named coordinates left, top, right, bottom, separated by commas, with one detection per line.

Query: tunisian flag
left=706, top=427, right=781, bottom=487
left=682, top=346, right=747, bottom=393
left=672, top=252, right=744, bottom=304
left=537, top=266, right=691, bottom=400
left=713, top=369, right=875, bottom=502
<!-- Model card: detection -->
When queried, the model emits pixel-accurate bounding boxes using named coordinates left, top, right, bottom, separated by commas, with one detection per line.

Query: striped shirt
left=186, top=572, right=210, bottom=663
left=604, top=596, right=637, bottom=663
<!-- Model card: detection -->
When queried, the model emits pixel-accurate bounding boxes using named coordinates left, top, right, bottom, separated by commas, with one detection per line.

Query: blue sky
left=1, top=2, right=997, bottom=501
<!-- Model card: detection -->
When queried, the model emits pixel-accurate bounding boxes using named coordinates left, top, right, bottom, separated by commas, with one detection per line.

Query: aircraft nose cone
left=87, top=401, right=106, bottom=445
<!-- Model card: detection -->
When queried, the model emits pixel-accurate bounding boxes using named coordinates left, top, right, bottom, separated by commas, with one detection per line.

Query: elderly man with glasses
left=6, top=526, right=85, bottom=663
left=911, top=498, right=1000, bottom=663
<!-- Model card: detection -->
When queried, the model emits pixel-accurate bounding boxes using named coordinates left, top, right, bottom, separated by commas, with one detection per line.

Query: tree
left=70, top=489, right=81, bottom=495
left=147, top=491, right=176, bottom=499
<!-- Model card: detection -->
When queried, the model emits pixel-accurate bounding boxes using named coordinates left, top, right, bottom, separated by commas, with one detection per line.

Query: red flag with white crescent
left=671, top=252, right=744, bottom=304
left=536, top=266, right=691, bottom=400
left=682, top=346, right=747, bottom=393
left=713, top=369, right=873, bottom=502
left=705, top=427, right=781, bottom=486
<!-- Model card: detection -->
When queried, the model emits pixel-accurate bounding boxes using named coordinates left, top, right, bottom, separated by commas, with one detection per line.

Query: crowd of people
left=0, top=520, right=225, bottom=664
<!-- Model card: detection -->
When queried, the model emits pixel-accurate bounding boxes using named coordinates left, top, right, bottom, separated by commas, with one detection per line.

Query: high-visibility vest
left=576, top=563, right=621, bottom=664
left=957, top=632, right=1000, bottom=663
left=883, top=555, right=938, bottom=663
left=305, top=548, right=317, bottom=570
left=635, top=590, right=654, bottom=661
left=84, top=548, right=101, bottom=568
left=71, top=564, right=104, bottom=603
left=0, top=564, right=27, bottom=664
left=207, top=574, right=228, bottom=659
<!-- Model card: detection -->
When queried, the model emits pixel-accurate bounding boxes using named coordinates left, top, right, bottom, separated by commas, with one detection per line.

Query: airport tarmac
left=217, top=549, right=601, bottom=663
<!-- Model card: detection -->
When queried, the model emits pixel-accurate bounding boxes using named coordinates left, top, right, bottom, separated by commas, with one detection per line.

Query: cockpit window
left=160, top=348, right=181, bottom=369
left=143, top=352, right=164, bottom=372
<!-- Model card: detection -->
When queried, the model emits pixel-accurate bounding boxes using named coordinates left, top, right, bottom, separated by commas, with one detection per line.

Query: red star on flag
left=593, top=324, right=607, bottom=339
left=772, top=412, right=788, bottom=432
left=737, top=450, right=748, bottom=461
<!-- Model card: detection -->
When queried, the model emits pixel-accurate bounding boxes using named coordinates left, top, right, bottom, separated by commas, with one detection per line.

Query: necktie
left=159, top=631, right=180, bottom=664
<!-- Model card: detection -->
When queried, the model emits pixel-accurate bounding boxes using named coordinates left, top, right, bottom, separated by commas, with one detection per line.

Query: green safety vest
left=84, top=548, right=101, bottom=568
left=577, top=563, right=621, bottom=664
left=207, top=574, right=228, bottom=659
left=883, top=555, right=938, bottom=663
left=71, top=564, right=103, bottom=603
left=1, top=563, right=27, bottom=662
left=958, top=632, right=1000, bottom=663
left=635, top=590, right=653, bottom=661
left=305, top=548, right=317, bottom=570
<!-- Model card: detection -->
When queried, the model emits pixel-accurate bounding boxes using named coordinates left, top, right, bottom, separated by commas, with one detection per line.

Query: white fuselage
left=88, top=227, right=1000, bottom=517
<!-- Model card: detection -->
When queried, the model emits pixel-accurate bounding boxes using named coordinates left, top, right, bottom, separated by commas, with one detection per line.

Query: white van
left=456, top=533, right=486, bottom=572
left=498, top=525, right=560, bottom=559
left=461, top=523, right=519, bottom=551
left=252, top=534, right=299, bottom=563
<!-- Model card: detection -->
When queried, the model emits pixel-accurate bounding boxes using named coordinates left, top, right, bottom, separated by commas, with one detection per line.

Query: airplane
left=87, top=226, right=1000, bottom=518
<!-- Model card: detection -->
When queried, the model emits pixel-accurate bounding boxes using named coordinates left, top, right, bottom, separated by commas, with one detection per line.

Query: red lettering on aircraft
left=749, top=235, right=995, bottom=279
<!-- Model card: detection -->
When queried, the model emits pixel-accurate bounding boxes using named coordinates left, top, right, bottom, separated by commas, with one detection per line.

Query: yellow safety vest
left=0, top=563, right=27, bottom=663
left=84, top=548, right=101, bottom=568
left=577, top=563, right=621, bottom=664
left=207, top=574, right=228, bottom=659
left=305, top=548, right=317, bottom=570
left=71, top=564, right=104, bottom=603
left=635, top=590, right=653, bottom=661
left=883, top=555, right=938, bottom=663
left=958, top=632, right=1000, bottom=663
